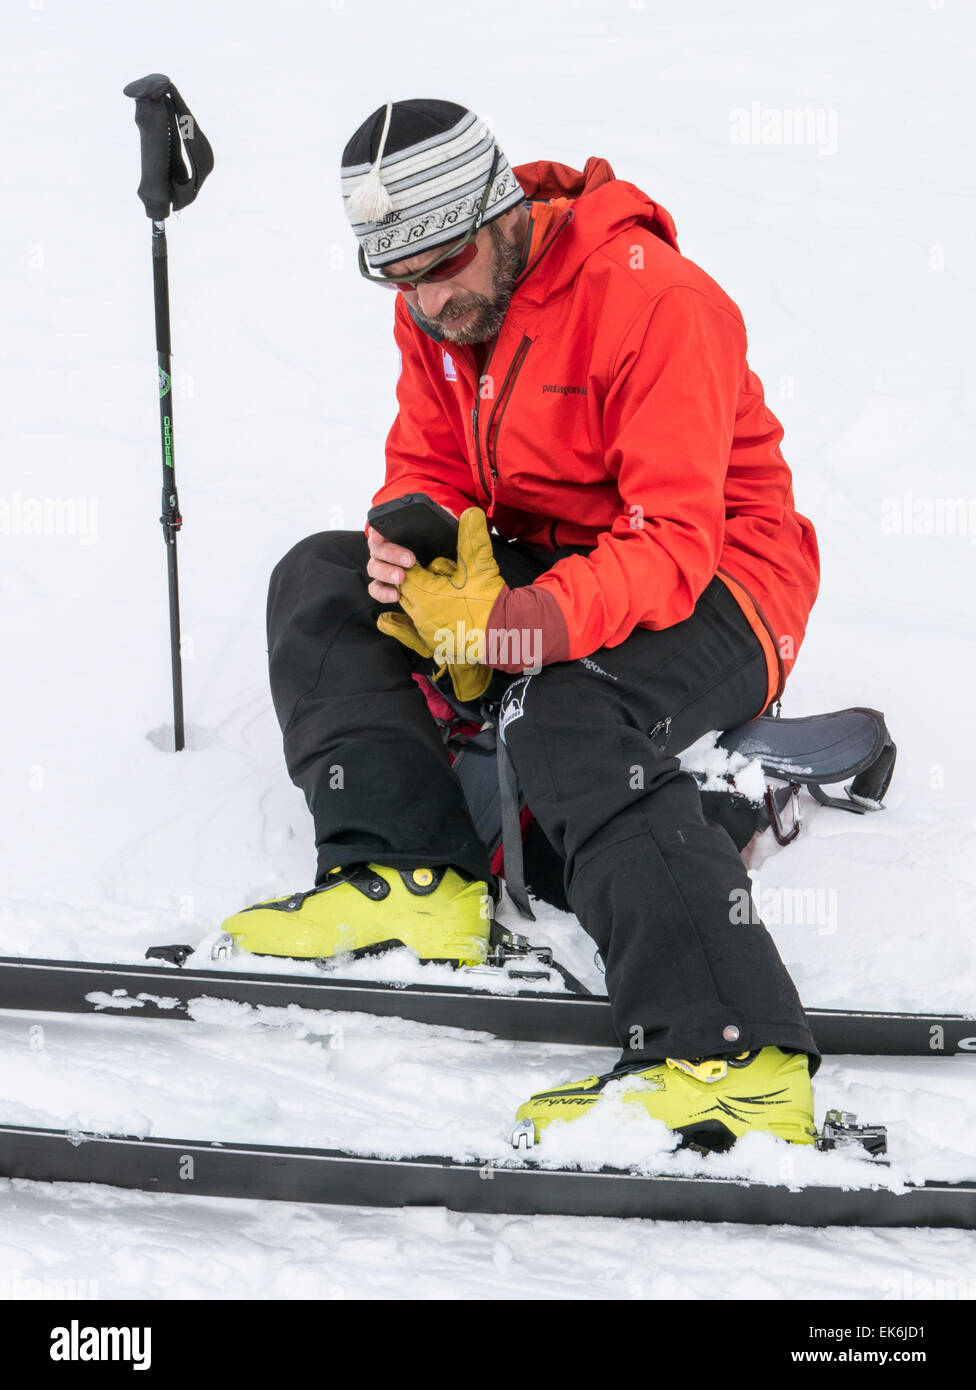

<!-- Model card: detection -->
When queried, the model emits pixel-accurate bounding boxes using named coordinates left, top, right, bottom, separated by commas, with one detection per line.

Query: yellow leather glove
left=376, top=611, right=434, bottom=663
left=375, top=508, right=507, bottom=704
left=399, top=506, right=507, bottom=657
left=376, top=610, right=493, bottom=704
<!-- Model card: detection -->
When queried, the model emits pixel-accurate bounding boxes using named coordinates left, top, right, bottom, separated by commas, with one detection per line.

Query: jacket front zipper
left=471, top=336, right=501, bottom=510
left=465, top=209, right=570, bottom=515
left=477, top=334, right=532, bottom=518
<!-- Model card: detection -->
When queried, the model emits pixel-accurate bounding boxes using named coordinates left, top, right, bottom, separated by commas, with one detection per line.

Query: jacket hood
left=513, top=157, right=680, bottom=294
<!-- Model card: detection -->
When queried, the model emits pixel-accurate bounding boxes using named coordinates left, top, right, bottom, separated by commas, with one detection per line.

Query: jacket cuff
left=485, top=584, right=571, bottom=672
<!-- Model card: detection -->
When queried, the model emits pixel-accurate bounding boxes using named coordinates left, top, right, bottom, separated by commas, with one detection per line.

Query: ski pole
left=123, top=74, right=214, bottom=751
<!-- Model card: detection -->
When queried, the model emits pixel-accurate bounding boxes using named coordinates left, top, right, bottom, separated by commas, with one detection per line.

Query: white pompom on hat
left=344, top=102, right=396, bottom=224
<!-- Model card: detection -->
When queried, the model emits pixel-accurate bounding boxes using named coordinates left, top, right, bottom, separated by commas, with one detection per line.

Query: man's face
left=382, top=216, right=523, bottom=346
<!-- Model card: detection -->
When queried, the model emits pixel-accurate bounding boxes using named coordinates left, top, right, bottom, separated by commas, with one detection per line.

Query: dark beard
left=413, top=222, right=523, bottom=345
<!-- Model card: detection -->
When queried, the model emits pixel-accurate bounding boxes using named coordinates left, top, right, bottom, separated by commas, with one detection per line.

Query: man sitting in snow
left=222, top=99, right=821, bottom=1153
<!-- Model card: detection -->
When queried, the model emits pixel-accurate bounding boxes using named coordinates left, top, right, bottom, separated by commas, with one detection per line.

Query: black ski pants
left=266, top=529, right=819, bottom=1070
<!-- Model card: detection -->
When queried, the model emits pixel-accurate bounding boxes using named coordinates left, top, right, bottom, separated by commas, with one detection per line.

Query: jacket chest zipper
left=470, top=338, right=499, bottom=511
left=473, top=335, right=532, bottom=519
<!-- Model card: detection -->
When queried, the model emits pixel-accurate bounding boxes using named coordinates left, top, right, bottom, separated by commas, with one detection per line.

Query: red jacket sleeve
left=529, top=286, right=747, bottom=657
left=367, top=296, right=479, bottom=527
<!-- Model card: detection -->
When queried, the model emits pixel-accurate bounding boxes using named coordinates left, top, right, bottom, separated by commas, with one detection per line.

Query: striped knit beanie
left=341, top=99, right=525, bottom=268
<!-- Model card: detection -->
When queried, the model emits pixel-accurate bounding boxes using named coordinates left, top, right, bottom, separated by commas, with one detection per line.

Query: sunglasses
left=358, top=145, right=500, bottom=290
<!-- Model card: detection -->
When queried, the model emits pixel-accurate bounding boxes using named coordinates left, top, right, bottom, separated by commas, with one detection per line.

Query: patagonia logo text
left=542, top=383, right=587, bottom=396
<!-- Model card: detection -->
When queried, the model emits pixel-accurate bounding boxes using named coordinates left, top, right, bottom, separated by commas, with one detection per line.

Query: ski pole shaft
left=153, top=219, right=185, bottom=751
left=123, top=74, right=213, bottom=753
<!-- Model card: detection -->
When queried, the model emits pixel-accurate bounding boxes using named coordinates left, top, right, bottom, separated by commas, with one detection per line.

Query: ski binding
left=817, top=1109, right=888, bottom=1157
left=510, top=1110, right=888, bottom=1156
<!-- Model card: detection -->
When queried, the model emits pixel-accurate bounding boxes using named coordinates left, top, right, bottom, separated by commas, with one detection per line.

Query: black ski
left=0, top=955, right=973, bottom=1055
left=0, top=1121, right=972, bottom=1229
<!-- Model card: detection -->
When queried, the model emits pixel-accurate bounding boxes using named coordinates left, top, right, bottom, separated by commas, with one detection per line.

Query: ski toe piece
left=511, top=1118, right=536, bottom=1152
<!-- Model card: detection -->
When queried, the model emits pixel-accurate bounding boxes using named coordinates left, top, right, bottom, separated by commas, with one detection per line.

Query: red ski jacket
left=370, top=157, right=820, bottom=708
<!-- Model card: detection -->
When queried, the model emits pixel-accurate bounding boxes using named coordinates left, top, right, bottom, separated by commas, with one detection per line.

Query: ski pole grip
left=124, top=74, right=177, bottom=219
left=123, top=73, right=213, bottom=220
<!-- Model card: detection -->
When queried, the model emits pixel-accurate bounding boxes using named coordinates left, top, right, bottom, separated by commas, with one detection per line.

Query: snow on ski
left=0, top=956, right=973, bottom=1050
left=0, top=1122, right=974, bottom=1229
left=0, top=954, right=972, bottom=1056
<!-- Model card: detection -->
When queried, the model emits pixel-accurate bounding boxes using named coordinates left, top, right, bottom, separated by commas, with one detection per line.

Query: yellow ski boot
left=220, top=863, right=491, bottom=966
left=512, top=1047, right=817, bottom=1153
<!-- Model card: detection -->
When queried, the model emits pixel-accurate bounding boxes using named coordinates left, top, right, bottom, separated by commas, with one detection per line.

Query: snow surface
left=1, top=0, right=974, bottom=1300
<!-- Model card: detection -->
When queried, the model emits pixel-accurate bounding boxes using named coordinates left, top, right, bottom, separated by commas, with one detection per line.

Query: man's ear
left=493, top=204, right=529, bottom=240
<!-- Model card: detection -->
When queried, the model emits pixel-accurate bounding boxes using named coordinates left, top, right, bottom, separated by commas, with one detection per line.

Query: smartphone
left=367, top=493, right=460, bottom=568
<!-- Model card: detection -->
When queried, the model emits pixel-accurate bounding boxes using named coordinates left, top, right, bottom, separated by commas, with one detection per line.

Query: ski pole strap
left=496, top=722, right=535, bottom=921
left=123, top=74, right=214, bottom=219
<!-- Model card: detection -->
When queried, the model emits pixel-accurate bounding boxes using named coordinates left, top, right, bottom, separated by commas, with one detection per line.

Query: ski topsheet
left=0, top=1121, right=973, bottom=1229
left=0, top=955, right=973, bottom=1055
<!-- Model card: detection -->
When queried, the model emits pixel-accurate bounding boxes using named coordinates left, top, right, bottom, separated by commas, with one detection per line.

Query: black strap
left=123, top=74, right=214, bottom=219
left=496, top=727, right=535, bottom=921
left=849, top=737, right=897, bottom=805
